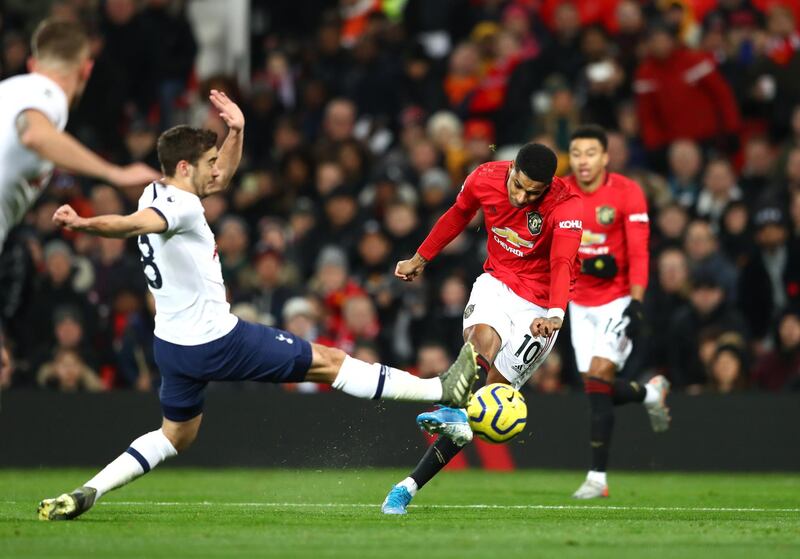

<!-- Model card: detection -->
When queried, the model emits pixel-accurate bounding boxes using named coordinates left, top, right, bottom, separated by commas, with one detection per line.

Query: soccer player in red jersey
left=564, top=125, right=671, bottom=499
left=382, top=143, right=584, bottom=514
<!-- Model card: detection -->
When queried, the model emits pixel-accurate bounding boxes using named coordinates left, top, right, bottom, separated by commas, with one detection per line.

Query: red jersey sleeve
left=417, top=170, right=481, bottom=261
left=624, top=182, right=650, bottom=290
left=547, top=195, right=583, bottom=316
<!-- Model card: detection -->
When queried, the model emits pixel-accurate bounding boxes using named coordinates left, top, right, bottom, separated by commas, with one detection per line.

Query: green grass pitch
left=1, top=469, right=798, bottom=558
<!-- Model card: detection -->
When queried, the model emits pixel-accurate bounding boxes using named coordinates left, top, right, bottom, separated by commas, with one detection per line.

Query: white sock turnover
left=84, top=429, right=178, bottom=499
left=643, top=383, right=660, bottom=406
left=587, top=470, right=607, bottom=485
left=397, top=477, right=419, bottom=496
left=332, top=355, right=443, bottom=402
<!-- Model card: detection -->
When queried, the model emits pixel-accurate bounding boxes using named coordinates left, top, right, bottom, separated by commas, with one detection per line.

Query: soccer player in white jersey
left=38, top=90, right=478, bottom=521
left=0, top=19, right=158, bottom=375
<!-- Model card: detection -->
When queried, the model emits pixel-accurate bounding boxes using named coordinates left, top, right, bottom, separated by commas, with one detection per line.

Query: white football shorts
left=462, top=273, right=558, bottom=389
left=569, top=295, right=633, bottom=373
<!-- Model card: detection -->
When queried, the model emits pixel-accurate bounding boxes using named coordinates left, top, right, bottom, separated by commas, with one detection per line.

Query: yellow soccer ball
left=467, top=383, right=527, bottom=443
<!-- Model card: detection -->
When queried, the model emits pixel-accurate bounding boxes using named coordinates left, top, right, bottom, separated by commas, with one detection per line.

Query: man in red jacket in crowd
left=634, top=20, right=740, bottom=163
left=564, top=125, right=671, bottom=499
left=381, top=142, right=584, bottom=514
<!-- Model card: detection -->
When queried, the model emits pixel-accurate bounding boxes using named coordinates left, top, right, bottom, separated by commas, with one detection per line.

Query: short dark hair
left=570, top=124, right=608, bottom=150
left=514, top=143, right=557, bottom=183
left=157, top=125, right=218, bottom=177
left=31, top=19, right=89, bottom=64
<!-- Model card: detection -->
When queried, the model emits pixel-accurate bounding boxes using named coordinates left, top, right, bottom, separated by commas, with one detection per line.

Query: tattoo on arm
left=15, top=112, right=29, bottom=139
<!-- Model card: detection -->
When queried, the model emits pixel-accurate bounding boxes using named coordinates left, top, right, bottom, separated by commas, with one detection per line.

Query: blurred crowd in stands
left=1, top=0, right=800, bottom=395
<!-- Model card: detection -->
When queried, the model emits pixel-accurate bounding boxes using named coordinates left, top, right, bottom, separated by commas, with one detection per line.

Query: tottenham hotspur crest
left=527, top=211, right=543, bottom=236
left=464, top=304, right=475, bottom=319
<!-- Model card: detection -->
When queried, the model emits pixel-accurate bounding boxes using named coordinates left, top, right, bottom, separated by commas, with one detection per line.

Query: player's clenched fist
left=530, top=316, right=562, bottom=337
left=395, top=253, right=428, bottom=282
left=52, top=204, right=80, bottom=229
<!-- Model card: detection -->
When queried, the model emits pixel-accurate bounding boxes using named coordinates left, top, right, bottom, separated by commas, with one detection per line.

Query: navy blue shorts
left=153, top=319, right=313, bottom=421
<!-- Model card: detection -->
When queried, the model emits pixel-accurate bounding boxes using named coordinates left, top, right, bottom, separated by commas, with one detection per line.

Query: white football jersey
left=0, top=73, right=68, bottom=246
left=137, top=182, right=237, bottom=345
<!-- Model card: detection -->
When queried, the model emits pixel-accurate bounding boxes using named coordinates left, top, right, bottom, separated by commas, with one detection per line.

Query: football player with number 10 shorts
left=382, top=143, right=584, bottom=514
left=565, top=125, right=670, bottom=500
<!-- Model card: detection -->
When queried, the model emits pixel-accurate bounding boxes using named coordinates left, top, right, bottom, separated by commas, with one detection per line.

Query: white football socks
left=397, top=477, right=419, bottom=496
left=643, top=383, right=660, bottom=407
left=85, top=429, right=178, bottom=499
left=332, top=355, right=443, bottom=402
left=587, top=470, right=607, bottom=486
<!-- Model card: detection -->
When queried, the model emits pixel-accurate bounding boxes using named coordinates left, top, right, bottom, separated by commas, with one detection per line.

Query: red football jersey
left=564, top=172, right=650, bottom=306
left=418, top=161, right=583, bottom=314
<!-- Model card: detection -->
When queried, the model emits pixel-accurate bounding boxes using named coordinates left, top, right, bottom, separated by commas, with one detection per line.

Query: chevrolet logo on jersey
left=581, top=230, right=607, bottom=246
left=491, top=226, right=534, bottom=248
left=597, top=205, right=616, bottom=225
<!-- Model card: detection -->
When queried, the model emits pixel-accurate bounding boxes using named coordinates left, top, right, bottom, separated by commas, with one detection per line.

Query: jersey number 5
left=138, top=235, right=163, bottom=289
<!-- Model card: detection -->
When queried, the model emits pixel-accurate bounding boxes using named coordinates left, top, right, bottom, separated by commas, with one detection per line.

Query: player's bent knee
left=587, top=357, right=617, bottom=382
left=308, top=344, right=346, bottom=381
left=161, top=415, right=202, bottom=452
left=464, top=324, right=501, bottom=360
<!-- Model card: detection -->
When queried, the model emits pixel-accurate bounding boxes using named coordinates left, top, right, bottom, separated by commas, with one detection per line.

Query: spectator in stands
left=634, top=20, right=740, bottom=169
left=738, top=205, right=800, bottom=343
left=745, top=5, right=800, bottom=141
left=138, top=0, right=196, bottom=130
left=336, top=294, right=384, bottom=356
left=695, top=158, right=742, bottom=229
left=419, top=274, right=468, bottom=360
left=579, top=26, right=626, bottom=130
left=652, top=202, right=689, bottom=253
left=415, top=342, right=452, bottom=379
left=646, top=247, right=691, bottom=370
left=352, top=340, right=381, bottom=365
left=539, top=2, right=585, bottom=89
left=320, top=185, right=363, bottom=254
left=752, top=307, right=800, bottom=391
left=739, top=136, right=776, bottom=205
left=668, top=270, right=748, bottom=389
left=707, top=334, right=749, bottom=394
left=116, top=293, right=157, bottom=391
left=89, top=237, right=144, bottom=312
left=666, top=139, right=703, bottom=208
left=426, top=111, right=467, bottom=185
left=311, top=245, right=366, bottom=338
left=316, top=97, right=357, bottom=157
left=684, top=219, right=739, bottom=300
left=383, top=200, right=424, bottom=263
left=528, top=349, right=566, bottom=394
left=246, top=246, right=296, bottom=328
left=216, top=215, right=255, bottom=299
left=718, top=201, right=753, bottom=268
left=24, top=241, right=97, bottom=360
left=37, top=348, right=103, bottom=392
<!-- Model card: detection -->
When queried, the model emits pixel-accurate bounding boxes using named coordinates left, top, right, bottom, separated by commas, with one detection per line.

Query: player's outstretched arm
left=207, top=90, right=244, bottom=194
left=53, top=204, right=166, bottom=238
left=17, top=110, right=160, bottom=188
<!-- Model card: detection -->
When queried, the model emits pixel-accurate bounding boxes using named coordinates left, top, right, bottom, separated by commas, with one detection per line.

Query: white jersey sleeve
left=146, top=183, right=201, bottom=234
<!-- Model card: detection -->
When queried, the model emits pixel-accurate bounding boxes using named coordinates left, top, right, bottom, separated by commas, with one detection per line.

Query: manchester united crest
left=596, top=205, right=616, bottom=226
left=464, top=304, right=475, bottom=319
left=526, top=211, right=543, bottom=235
